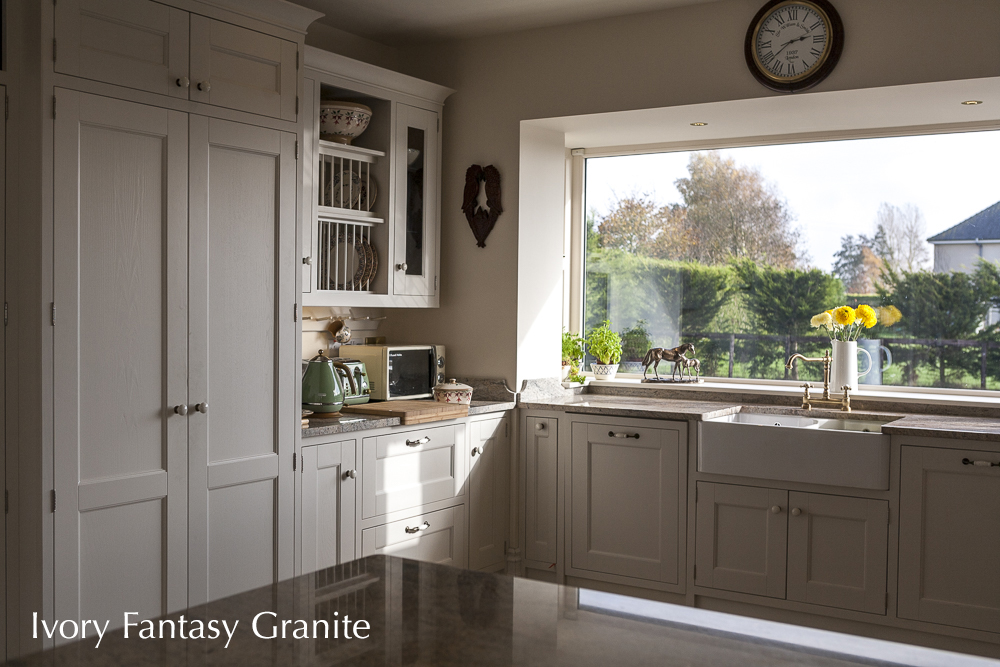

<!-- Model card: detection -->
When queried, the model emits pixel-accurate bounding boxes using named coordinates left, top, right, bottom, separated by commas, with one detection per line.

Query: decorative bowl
left=433, top=378, right=473, bottom=405
left=320, top=101, right=373, bottom=145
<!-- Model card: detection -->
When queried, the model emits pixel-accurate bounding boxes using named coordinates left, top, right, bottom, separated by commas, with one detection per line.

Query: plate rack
left=316, top=218, right=380, bottom=292
left=317, top=140, right=385, bottom=219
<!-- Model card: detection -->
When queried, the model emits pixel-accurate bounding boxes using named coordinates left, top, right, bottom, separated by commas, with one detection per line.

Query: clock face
left=745, top=0, right=843, bottom=93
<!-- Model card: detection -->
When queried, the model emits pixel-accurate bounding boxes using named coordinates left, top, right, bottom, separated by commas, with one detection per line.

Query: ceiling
left=290, top=0, right=720, bottom=43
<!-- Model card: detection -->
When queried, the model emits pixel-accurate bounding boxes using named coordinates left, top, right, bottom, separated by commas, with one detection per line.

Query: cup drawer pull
left=963, top=458, right=1000, bottom=467
left=609, top=431, right=640, bottom=440
left=405, top=521, right=430, bottom=534
left=406, top=436, right=431, bottom=447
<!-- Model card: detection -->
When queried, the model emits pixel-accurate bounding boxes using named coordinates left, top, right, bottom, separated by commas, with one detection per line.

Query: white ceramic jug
left=830, top=340, right=873, bottom=391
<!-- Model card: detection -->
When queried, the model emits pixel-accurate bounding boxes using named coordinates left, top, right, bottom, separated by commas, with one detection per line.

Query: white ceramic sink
left=699, top=411, right=894, bottom=490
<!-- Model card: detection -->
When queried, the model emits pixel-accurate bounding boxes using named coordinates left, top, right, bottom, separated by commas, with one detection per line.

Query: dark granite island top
left=10, top=556, right=993, bottom=667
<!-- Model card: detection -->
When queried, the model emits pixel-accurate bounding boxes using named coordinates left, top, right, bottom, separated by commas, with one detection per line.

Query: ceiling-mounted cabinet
left=301, top=47, right=453, bottom=308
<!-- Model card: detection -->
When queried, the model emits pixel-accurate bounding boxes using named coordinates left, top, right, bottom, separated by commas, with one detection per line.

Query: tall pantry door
left=53, top=90, right=189, bottom=630
left=187, top=116, right=296, bottom=605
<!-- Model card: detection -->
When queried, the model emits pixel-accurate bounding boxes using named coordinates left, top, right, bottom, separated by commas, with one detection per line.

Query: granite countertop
left=11, top=555, right=992, bottom=667
left=302, top=400, right=515, bottom=438
left=881, top=414, right=1000, bottom=442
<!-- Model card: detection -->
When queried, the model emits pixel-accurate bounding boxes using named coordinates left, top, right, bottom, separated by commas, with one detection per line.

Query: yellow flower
left=876, top=305, right=902, bottom=327
left=856, top=304, right=877, bottom=329
left=833, top=306, right=856, bottom=326
left=810, top=311, right=833, bottom=329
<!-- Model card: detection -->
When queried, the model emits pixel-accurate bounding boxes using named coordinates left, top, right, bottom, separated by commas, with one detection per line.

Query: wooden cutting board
left=341, top=400, right=469, bottom=424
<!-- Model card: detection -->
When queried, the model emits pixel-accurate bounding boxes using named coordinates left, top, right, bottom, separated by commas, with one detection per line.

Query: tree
left=832, top=232, right=886, bottom=294
left=874, top=202, right=930, bottom=272
left=595, top=195, right=689, bottom=259
left=675, top=151, right=802, bottom=268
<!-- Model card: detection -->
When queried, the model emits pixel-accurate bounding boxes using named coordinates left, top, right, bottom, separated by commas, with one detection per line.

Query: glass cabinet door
left=393, top=103, right=439, bottom=297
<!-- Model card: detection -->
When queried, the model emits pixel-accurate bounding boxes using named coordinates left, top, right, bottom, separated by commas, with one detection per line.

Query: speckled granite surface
left=882, top=415, right=1000, bottom=442
left=302, top=401, right=514, bottom=438
left=12, top=555, right=993, bottom=666
left=519, top=393, right=743, bottom=420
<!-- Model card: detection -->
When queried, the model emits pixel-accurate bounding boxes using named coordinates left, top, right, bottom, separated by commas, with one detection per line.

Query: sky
left=585, top=129, right=1000, bottom=273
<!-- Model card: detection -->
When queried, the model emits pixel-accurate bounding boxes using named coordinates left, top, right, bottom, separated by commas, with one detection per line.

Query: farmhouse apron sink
left=699, top=412, right=895, bottom=490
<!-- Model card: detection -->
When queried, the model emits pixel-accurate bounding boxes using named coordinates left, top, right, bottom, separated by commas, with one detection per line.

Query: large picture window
left=582, top=130, right=1000, bottom=390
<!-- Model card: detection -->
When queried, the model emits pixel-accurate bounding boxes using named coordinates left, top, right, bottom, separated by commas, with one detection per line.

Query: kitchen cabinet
left=468, top=415, right=510, bottom=571
left=300, top=48, right=453, bottom=308
left=570, top=420, right=683, bottom=584
left=300, top=440, right=357, bottom=574
left=52, top=93, right=298, bottom=622
left=696, top=482, right=887, bottom=613
left=898, top=445, right=1000, bottom=633
left=54, top=0, right=298, bottom=120
left=362, top=506, right=467, bottom=567
left=524, top=416, right=558, bottom=566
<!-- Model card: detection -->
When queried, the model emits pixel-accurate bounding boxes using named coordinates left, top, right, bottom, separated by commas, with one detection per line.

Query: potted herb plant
left=561, top=330, right=586, bottom=383
left=619, top=320, right=653, bottom=374
left=586, top=320, right=623, bottom=381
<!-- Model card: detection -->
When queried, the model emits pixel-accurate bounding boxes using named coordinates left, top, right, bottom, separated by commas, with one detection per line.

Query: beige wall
left=367, top=0, right=1000, bottom=387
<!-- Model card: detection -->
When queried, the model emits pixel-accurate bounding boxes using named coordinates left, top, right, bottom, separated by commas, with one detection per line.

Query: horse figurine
left=676, top=357, right=701, bottom=380
left=642, top=343, right=696, bottom=380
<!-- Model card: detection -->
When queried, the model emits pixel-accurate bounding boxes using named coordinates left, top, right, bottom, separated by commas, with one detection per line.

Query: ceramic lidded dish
left=433, top=378, right=473, bottom=405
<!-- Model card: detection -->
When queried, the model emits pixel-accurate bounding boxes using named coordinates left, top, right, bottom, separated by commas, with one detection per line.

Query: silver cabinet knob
left=396, top=263, right=407, bottom=271
left=197, top=81, right=211, bottom=92
left=535, top=422, right=545, bottom=431
left=173, top=404, right=188, bottom=416
left=175, top=76, right=190, bottom=88
left=771, top=505, right=782, bottom=514
left=194, top=402, right=209, bottom=414
left=343, top=469, right=357, bottom=480
left=471, top=446, right=482, bottom=457
left=302, top=256, right=312, bottom=265
left=791, top=508, right=801, bottom=516
left=405, top=436, right=430, bottom=447
left=404, top=521, right=430, bottom=534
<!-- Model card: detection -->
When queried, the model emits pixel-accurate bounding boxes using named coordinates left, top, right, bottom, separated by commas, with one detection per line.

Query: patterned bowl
left=320, top=101, right=373, bottom=145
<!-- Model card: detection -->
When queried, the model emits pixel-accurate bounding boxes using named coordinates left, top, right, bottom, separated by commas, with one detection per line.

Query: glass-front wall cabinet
left=393, top=104, right=439, bottom=298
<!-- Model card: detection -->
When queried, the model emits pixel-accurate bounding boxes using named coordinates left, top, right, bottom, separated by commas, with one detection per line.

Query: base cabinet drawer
left=362, top=424, right=464, bottom=519
left=361, top=506, right=467, bottom=568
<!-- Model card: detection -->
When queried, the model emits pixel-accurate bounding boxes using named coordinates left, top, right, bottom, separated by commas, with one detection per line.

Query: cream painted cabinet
left=392, top=103, right=439, bottom=298
left=468, top=415, right=510, bottom=571
left=898, top=445, right=1000, bottom=633
left=54, top=0, right=298, bottom=120
left=695, top=483, right=788, bottom=598
left=300, top=440, right=357, bottom=574
left=362, top=506, right=467, bottom=567
left=524, top=416, right=558, bottom=565
left=571, top=420, right=683, bottom=584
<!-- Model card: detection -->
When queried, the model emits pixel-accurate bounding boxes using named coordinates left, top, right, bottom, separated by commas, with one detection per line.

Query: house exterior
left=928, top=201, right=1000, bottom=273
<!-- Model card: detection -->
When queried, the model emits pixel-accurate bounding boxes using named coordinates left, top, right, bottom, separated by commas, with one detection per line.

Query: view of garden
left=583, top=139, right=1000, bottom=390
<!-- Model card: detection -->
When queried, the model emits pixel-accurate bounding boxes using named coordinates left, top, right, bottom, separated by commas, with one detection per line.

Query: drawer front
left=362, top=425, right=463, bottom=519
left=361, top=506, right=467, bottom=568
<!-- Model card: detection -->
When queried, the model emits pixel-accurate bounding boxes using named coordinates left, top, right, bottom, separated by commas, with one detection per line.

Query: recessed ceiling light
left=961, top=100, right=983, bottom=105
left=690, top=122, right=708, bottom=126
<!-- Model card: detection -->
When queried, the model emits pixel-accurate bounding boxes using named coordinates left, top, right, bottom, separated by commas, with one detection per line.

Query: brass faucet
left=785, top=351, right=851, bottom=412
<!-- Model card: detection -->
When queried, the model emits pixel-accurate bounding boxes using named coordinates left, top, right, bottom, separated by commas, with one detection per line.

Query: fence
left=681, top=332, right=1000, bottom=389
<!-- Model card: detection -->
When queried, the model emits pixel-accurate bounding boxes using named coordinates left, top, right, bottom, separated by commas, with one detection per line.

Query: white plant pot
left=562, top=364, right=572, bottom=381
left=591, top=363, right=619, bottom=381
left=830, top=340, right=873, bottom=392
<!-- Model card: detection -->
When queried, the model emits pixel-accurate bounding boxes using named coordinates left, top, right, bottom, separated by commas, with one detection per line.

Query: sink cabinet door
left=898, top=445, right=1000, bottom=633
left=524, top=416, right=558, bottom=565
left=786, top=492, right=888, bottom=614
left=570, top=421, right=682, bottom=583
left=695, top=482, right=787, bottom=598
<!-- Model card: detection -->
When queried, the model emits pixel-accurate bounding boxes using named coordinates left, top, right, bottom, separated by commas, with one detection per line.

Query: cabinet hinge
left=437, top=117, right=440, bottom=132
left=52, top=95, right=56, bottom=120
left=293, top=452, right=297, bottom=471
left=295, top=96, right=299, bottom=115
left=293, top=303, right=298, bottom=322
left=295, top=50, right=299, bottom=69
left=53, top=39, right=57, bottom=62
left=4, top=94, right=8, bottom=122
left=693, top=564, right=697, bottom=579
left=505, top=421, right=508, bottom=438
left=4, top=302, right=7, bottom=326
left=885, top=592, right=889, bottom=608
left=4, top=490, right=7, bottom=514
left=434, top=275, right=438, bottom=291
left=50, top=302, right=56, bottom=326
left=695, top=485, right=698, bottom=501
left=51, top=489, right=56, bottom=513
left=295, top=140, right=299, bottom=160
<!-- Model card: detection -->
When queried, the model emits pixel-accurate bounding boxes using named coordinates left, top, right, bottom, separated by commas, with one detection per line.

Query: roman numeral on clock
left=813, top=34, right=826, bottom=43
left=810, top=47, right=822, bottom=57
left=761, top=51, right=776, bottom=65
left=787, top=7, right=798, bottom=19
left=810, top=20, right=823, bottom=30
left=760, top=40, right=772, bottom=49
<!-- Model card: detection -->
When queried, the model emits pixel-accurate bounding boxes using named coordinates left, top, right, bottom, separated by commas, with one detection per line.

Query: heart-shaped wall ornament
left=462, top=164, right=502, bottom=248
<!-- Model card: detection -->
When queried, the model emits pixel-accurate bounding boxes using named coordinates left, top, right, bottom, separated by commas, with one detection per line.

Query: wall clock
left=744, top=0, right=844, bottom=93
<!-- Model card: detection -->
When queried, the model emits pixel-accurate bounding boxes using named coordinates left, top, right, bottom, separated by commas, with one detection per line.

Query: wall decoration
left=462, top=164, right=503, bottom=248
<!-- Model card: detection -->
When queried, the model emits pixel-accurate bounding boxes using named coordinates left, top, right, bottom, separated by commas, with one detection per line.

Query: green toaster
left=335, top=358, right=372, bottom=406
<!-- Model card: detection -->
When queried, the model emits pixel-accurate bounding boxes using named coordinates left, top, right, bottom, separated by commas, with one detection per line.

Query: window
left=581, top=130, right=1000, bottom=391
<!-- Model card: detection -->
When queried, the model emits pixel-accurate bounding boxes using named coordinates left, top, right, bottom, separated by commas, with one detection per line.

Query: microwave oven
left=344, top=345, right=445, bottom=401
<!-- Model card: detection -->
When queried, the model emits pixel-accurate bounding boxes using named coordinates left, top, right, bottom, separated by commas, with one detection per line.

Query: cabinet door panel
left=55, top=0, right=189, bottom=99
left=301, top=441, right=357, bottom=574
left=898, top=445, right=1000, bottom=633
left=190, top=15, right=297, bottom=120
left=53, top=90, right=188, bottom=630
left=695, top=482, right=787, bottom=598
left=469, top=417, right=509, bottom=570
left=524, top=417, right=558, bottom=564
left=392, top=104, right=439, bottom=297
left=188, top=116, right=297, bottom=605
left=571, top=422, right=681, bottom=583
left=787, top=492, right=887, bottom=614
